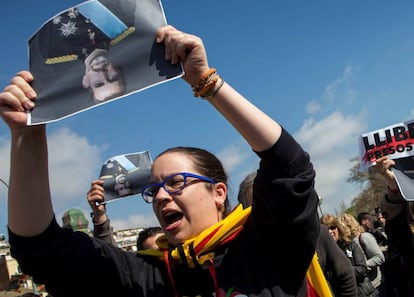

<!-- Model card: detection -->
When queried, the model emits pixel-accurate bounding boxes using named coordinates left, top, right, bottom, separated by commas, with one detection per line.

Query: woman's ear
left=214, top=182, right=227, bottom=210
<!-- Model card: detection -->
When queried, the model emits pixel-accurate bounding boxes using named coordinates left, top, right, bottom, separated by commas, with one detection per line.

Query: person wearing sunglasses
left=86, top=179, right=118, bottom=246
left=321, top=214, right=373, bottom=297
left=1, top=25, right=320, bottom=297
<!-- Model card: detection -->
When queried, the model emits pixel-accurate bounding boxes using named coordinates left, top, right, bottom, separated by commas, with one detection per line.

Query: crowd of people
left=66, top=158, right=414, bottom=297
left=320, top=160, right=414, bottom=297
left=1, top=20, right=414, bottom=297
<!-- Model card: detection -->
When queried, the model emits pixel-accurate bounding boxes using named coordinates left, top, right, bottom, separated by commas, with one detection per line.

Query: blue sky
left=1, top=1, right=414, bottom=239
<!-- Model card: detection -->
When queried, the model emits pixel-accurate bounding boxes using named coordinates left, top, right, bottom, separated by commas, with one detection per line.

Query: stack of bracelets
left=191, top=68, right=225, bottom=99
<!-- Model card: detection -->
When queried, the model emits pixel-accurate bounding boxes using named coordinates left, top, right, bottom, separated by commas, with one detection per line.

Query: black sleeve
left=93, top=218, right=117, bottom=246
left=251, top=128, right=320, bottom=286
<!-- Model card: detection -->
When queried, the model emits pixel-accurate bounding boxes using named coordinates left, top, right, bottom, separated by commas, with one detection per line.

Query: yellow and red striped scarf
left=138, top=204, right=250, bottom=267
left=138, top=204, right=332, bottom=297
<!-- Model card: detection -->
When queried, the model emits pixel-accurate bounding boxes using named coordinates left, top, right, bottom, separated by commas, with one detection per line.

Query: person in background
left=88, top=179, right=164, bottom=251
left=2, top=25, right=320, bottom=297
left=136, top=226, right=164, bottom=250
left=358, top=212, right=388, bottom=252
left=339, top=213, right=384, bottom=296
left=237, top=171, right=255, bottom=208
left=315, top=224, right=358, bottom=297
left=321, top=214, right=374, bottom=297
left=87, top=179, right=117, bottom=246
left=357, top=212, right=388, bottom=297
left=373, top=207, right=404, bottom=297
left=61, top=208, right=90, bottom=234
left=372, top=208, right=390, bottom=263
left=373, top=156, right=414, bottom=296
left=238, top=172, right=357, bottom=297
left=374, top=207, right=387, bottom=231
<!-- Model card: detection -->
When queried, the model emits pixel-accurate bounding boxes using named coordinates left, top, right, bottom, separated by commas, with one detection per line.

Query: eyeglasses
left=141, top=172, right=216, bottom=203
left=329, top=226, right=338, bottom=231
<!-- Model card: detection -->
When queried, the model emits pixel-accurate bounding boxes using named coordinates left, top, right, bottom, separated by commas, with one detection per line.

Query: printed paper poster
left=28, top=0, right=183, bottom=125
left=98, top=150, right=152, bottom=203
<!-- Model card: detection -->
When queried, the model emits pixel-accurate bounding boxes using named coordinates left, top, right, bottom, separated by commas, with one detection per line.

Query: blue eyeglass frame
left=141, top=172, right=217, bottom=203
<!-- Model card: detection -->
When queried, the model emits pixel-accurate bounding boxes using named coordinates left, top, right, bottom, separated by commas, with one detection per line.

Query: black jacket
left=10, top=128, right=320, bottom=297
left=317, top=224, right=357, bottom=297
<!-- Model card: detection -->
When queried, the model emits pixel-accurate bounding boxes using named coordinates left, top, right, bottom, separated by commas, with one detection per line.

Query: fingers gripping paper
left=391, top=157, right=414, bottom=201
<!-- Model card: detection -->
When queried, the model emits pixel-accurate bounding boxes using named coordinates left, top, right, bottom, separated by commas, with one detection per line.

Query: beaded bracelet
left=201, top=76, right=224, bottom=100
left=192, top=68, right=217, bottom=97
left=192, top=68, right=224, bottom=99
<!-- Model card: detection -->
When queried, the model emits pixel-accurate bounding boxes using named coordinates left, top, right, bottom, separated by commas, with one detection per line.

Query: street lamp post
left=0, top=178, right=8, bottom=239
left=318, top=195, right=324, bottom=217
left=0, top=178, right=8, bottom=189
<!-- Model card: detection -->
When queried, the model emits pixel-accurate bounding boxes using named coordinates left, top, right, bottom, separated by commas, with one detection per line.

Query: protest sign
left=359, top=119, right=414, bottom=200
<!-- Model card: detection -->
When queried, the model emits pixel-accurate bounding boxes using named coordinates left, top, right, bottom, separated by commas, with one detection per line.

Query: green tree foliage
left=347, top=157, right=388, bottom=215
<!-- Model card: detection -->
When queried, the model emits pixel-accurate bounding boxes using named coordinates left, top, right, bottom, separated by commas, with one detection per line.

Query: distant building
left=112, top=227, right=145, bottom=252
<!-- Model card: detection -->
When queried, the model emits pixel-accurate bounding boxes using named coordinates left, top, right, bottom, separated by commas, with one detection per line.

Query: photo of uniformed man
left=28, top=0, right=183, bottom=125
left=98, top=151, right=152, bottom=203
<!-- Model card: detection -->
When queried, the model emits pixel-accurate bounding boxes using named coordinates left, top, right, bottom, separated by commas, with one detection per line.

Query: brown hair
left=237, top=171, right=256, bottom=208
left=136, top=226, right=163, bottom=250
left=156, top=147, right=230, bottom=217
